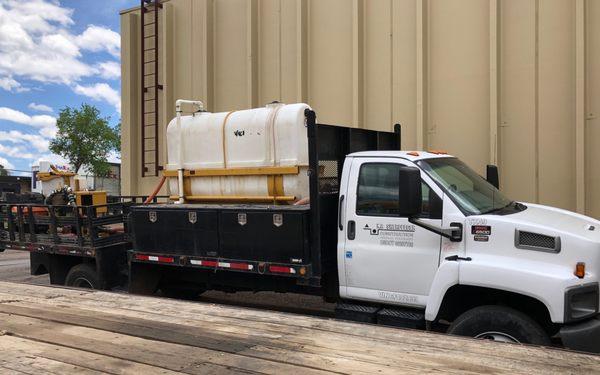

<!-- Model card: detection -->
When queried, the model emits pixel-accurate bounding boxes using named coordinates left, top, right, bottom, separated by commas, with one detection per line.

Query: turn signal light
left=575, top=262, right=586, bottom=279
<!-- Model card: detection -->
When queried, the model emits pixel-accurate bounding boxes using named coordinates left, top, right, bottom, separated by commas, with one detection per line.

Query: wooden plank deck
left=0, top=281, right=597, bottom=374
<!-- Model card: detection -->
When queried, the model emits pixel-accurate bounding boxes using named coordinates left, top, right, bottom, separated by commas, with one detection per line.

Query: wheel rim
left=71, top=277, right=94, bottom=289
left=474, top=331, right=520, bottom=343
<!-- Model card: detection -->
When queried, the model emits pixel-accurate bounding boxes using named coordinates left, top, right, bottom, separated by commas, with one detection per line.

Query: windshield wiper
left=482, top=201, right=514, bottom=215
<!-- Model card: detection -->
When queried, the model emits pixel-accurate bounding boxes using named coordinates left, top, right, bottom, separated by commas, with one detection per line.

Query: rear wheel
left=447, top=305, right=551, bottom=346
left=65, top=264, right=100, bottom=289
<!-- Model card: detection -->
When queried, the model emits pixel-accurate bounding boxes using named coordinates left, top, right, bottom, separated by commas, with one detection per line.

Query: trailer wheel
left=447, top=305, right=550, bottom=346
left=65, top=264, right=100, bottom=289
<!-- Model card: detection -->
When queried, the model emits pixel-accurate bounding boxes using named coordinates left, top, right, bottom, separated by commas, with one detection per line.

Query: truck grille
left=515, top=230, right=561, bottom=253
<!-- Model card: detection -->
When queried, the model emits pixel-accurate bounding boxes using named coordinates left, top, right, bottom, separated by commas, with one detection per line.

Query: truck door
left=342, top=158, right=443, bottom=306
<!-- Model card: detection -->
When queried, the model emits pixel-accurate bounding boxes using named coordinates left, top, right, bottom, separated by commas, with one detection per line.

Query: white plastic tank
left=166, top=102, right=311, bottom=202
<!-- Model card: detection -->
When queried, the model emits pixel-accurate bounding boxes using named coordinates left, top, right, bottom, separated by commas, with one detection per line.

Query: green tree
left=50, top=104, right=120, bottom=176
left=0, top=164, right=8, bottom=176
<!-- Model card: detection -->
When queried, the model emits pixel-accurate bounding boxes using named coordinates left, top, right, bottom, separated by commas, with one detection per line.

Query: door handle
left=348, top=220, right=356, bottom=240
left=338, top=195, right=345, bottom=230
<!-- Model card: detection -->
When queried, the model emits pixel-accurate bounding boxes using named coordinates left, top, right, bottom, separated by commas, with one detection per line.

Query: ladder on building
left=140, top=0, right=163, bottom=177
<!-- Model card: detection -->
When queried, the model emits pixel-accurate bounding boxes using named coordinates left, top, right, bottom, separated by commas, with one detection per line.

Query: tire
left=65, top=264, right=101, bottom=289
left=447, top=305, right=551, bottom=346
left=160, top=285, right=204, bottom=300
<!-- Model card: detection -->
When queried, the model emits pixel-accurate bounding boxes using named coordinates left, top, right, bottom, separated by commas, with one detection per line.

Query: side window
left=356, top=163, right=442, bottom=218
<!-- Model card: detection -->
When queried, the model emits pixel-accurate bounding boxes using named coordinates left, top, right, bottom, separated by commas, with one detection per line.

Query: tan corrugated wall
left=120, top=0, right=600, bottom=219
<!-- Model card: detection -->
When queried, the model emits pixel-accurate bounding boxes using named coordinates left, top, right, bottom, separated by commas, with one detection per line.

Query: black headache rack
left=130, top=110, right=401, bottom=287
left=0, top=202, right=133, bottom=257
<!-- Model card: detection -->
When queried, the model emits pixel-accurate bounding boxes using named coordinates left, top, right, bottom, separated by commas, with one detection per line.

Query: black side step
left=377, top=308, right=425, bottom=329
left=335, top=303, right=380, bottom=323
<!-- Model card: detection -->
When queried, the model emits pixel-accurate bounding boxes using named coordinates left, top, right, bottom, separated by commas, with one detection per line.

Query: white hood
left=506, top=203, right=600, bottom=243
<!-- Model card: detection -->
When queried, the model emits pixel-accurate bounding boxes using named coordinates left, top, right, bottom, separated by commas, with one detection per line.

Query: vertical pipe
left=576, top=0, right=586, bottom=213
left=154, top=0, right=159, bottom=176
left=247, top=0, right=258, bottom=108
left=176, top=101, right=184, bottom=203
left=489, top=0, right=499, bottom=167
left=296, top=0, right=307, bottom=103
left=352, top=0, right=364, bottom=128
left=416, top=0, right=427, bottom=150
left=534, top=0, right=540, bottom=203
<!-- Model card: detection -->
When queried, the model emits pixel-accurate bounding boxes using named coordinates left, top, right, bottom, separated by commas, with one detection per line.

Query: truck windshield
left=417, top=158, right=513, bottom=216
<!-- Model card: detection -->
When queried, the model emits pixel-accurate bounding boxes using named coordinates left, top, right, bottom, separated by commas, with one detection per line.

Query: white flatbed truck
left=126, top=104, right=600, bottom=353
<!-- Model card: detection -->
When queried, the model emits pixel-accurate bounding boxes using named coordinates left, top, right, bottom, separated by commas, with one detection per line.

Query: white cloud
left=0, top=1, right=122, bottom=169
left=0, top=155, right=14, bottom=170
left=76, top=25, right=120, bottom=58
left=0, top=107, right=56, bottom=128
left=73, top=83, right=121, bottom=114
left=28, top=102, right=53, bottom=113
left=0, top=107, right=57, bottom=146
left=0, top=1, right=120, bottom=87
left=0, top=143, right=36, bottom=159
left=41, top=32, right=80, bottom=57
left=97, top=61, right=120, bottom=79
left=0, top=76, right=28, bottom=92
left=0, top=130, right=49, bottom=152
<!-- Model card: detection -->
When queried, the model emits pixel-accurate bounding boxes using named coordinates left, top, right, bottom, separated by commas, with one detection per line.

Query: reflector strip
left=134, top=254, right=174, bottom=263
left=190, top=259, right=253, bottom=270
left=269, top=265, right=296, bottom=274
left=229, top=262, right=254, bottom=270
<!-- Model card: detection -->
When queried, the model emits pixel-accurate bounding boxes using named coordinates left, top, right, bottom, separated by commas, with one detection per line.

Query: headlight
left=564, top=283, right=599, bottom=323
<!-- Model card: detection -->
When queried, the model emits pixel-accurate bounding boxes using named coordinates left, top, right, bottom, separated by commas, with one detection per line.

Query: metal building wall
left=120, top=0, right=600, bottom=218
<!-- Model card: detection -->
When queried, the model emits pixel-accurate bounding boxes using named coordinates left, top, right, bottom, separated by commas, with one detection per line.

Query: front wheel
left=447, top=305, right=551, bottom=346
left=65, top=264, right=101, bottom=289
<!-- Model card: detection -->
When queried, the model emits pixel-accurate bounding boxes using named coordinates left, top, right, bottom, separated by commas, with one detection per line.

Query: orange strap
left=221, top=111, right=237, bottom=168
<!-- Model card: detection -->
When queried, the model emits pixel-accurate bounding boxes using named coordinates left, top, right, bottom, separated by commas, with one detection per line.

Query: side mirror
left=486, top=165, right=499, bottom=189
left=398, top=166, right=422, bottom=217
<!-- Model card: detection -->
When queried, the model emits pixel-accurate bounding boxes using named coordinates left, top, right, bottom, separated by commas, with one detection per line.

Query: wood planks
left=0, top=281, right=597, bottom=374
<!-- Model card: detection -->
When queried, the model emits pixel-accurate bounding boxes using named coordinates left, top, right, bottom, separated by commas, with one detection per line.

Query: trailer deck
left=0, top=281, right=597, bottom=374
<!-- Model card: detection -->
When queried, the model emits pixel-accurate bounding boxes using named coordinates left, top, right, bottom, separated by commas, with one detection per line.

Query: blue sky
left=0, top=0, right=138, bottom=175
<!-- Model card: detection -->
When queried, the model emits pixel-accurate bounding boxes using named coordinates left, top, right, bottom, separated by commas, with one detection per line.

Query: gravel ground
left=0, top=250, right=335, bottom=316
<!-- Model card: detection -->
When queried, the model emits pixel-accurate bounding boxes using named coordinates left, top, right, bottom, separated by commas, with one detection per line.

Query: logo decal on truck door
left=364, top=223, right=416, bottom=247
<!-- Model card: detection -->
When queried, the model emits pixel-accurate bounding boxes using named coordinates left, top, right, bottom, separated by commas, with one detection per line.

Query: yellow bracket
left=168, top=195, right=296, bottom=203
left=164, top=166, right=300, bottom=203
left=162, top=166, right=299, bottom=177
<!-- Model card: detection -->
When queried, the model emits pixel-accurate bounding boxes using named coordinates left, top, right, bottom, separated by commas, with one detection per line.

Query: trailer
left=0, top=196, right=165, bottom=290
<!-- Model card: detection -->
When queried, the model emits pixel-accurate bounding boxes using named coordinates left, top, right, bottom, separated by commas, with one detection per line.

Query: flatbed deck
left=0, top=282, right=597, bottom=374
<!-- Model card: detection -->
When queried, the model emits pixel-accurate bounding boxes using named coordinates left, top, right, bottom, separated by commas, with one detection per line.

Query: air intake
left=515, top=230, right=561, bottom=253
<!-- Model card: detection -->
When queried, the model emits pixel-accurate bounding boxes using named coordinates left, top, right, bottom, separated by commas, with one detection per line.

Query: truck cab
left=338, top=151, right=600, bottom=351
